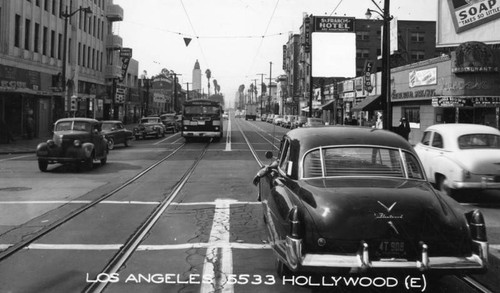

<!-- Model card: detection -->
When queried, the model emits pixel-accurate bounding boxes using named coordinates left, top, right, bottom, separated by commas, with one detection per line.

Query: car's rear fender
left=430, top=155, right=465, bottom=183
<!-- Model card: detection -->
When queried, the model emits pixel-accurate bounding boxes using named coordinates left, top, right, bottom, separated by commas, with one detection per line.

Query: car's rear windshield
left=458, top=134, right=500, bottom=149
left=303, top=146, right=424, bottom=179
left=55, top=121, right=91, bottom=132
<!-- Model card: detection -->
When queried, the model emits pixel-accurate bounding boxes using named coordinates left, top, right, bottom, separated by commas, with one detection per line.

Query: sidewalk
left=0, top=135, right=51, bottom=155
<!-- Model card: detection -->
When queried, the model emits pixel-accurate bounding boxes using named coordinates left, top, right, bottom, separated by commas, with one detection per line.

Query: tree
left=213, top=79, right=220, bottom=95
left=205, top=69, right=212, bottom=96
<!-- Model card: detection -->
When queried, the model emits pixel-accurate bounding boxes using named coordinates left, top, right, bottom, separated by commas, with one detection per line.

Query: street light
left=366, top=0, right=392, bottom=130
left=61, top=6, right=92, bottom=102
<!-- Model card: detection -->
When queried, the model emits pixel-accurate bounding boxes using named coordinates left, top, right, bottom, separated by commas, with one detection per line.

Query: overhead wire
left=329, top=0, right=344, bottom=16
left=179, top=0, right=210, bottom=70
left=245, top=0, right=281, bottom=77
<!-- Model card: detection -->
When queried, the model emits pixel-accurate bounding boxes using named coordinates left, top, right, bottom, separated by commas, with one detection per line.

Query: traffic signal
left=70, top=96, right=77, bottom=111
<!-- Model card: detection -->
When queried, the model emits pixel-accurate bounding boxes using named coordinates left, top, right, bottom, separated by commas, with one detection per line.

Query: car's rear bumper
left=286, top=236, right=488, bottom=273
left=453, top=181, right=500, bottom=190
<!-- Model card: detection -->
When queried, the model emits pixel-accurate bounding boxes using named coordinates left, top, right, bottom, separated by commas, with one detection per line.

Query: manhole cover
left=0, top=187, right=32, bottom=192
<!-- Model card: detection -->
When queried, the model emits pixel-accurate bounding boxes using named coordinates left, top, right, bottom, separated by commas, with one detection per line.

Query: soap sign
left=448, top=0, right=500, bottom=33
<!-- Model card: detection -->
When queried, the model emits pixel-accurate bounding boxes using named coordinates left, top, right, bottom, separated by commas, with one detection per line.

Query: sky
left=112, top=0, right=438, bottom=105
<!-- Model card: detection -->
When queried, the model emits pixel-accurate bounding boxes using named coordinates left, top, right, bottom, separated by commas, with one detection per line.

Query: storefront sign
left=364, top=60, right=374, bottom=93
left=452, top=41, right=498, bottom=73
left=393, top=89, right=436, bottom=101
left=447, top=0, right=500, bottom=33
left=115, top=87, right=126, bottom=104
left=432, top=95, right=500, bottom=107
left=120, top=48, right=133, bottom=81
left=409, top=67, right=437, bottom=87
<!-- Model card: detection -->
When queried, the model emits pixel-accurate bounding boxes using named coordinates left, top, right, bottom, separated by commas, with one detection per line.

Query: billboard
left=311, top=16, right=356, bottom=78
left=437, top=0, right=500, bottom=46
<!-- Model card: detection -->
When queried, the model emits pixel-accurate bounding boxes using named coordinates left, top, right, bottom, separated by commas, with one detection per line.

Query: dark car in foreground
left=36, top=118, right=108, bottom=171
left=101, top=120, right=133, bottom=150
left=253, top=126, right=487, bottom=277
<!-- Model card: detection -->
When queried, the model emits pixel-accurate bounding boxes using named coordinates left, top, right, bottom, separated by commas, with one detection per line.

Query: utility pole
left=185, top=82, right=191, bottom=100
left=268, top=62, right=273, bottom=114
left=256, top=73, right=266, bottom=115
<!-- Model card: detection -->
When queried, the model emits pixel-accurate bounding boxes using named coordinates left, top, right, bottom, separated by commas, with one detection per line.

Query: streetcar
left=181, top=99, right=224, bottom=141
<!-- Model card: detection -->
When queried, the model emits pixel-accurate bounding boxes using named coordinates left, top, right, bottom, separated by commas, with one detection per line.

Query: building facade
left=0, top=0, right=132, bottom=142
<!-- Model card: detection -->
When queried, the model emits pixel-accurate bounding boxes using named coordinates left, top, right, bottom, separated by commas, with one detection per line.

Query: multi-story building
left=283, top=15, right=445, bottom=121
left=283, top=33, right=301, bottom=115
left=0, top=0, right=137, bottom=141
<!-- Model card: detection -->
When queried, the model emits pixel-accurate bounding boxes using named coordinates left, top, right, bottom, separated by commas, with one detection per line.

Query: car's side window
left=279, top=139, right=290, bottom=171
left=431, top=132, right=443, bottom=148
left=421, top=131, right=432, bottom=146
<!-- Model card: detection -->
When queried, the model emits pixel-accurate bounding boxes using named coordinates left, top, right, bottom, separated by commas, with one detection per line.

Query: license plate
left=378, top=240, right=406, bottom=257
left=197, top=121, right=205, bottom=125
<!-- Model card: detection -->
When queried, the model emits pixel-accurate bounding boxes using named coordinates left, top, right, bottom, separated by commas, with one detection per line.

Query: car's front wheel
left=84, top=157, right=94, bottom=170
left=107, top=138, right=115, bottom=150
left=124, top=138, right=131, bottom=147
left=38, top=160, right=48, bottom=172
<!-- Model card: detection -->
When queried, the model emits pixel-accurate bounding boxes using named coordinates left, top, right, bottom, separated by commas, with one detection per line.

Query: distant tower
left=192, top=60, right=202, bottom=94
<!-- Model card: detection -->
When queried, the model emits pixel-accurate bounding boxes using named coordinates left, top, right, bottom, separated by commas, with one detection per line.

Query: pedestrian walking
left=398, top=117, right=411, bottom=140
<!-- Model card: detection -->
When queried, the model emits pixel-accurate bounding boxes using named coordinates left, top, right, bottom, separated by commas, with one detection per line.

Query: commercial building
left=0, top=0, right=139, bottom=142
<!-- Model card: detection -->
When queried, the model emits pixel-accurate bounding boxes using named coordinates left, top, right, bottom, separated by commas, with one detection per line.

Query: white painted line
left=0, top=154, right=33, bottom=162
left=201, top=199, right=235, bottom=293
left=0, top=200, right=160, bottom=205
left=225, top=117, right=232, bottom=151
left=0, top=242, right=271, bottom=251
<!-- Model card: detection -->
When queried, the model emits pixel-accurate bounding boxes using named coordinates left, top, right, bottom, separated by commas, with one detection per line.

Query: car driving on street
left=133, top=117, right=166, bottom=139
left=36, top=118, right=108, bottom=172
left=101, top=120, right=133, bottom=150
left=414, top=123, right=500, bottom=196
left=253, top=126, right=488, bottom=277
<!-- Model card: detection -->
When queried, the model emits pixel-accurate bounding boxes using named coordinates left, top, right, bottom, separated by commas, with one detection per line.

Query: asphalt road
left=0, top=116, right=498, bottom=293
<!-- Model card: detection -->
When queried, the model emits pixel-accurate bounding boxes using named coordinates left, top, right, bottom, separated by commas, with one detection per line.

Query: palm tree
left=213, top=79, right=219, bottom=95
left=205, top=69, right=211, bottom=96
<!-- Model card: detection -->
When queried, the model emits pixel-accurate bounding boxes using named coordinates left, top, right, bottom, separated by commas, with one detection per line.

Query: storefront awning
left=351, top=95, right=383, bottom=112
left=301, top=105, right=321, bottom=112
left=321, top=100, right=335, bottom=110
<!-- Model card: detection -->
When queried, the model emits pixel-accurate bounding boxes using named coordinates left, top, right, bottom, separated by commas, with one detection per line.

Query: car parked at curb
left=133, top=117, right=166, bottom=139
left=101, top=120, right=133, bottom=150
left=36, top=118, right=108, bottom=172
left=160, top=113, right=179, bottom=133
left=414, top=123, right=500, bottom=196
left=253, top=126, right=488, bottom=277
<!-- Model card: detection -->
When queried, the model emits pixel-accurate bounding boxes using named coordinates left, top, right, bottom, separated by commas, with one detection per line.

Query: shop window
left=411, top=51, right=425, bottom=61
left=411, top=32, right=425, bottom=42
left=402, top=107, right=420, bottom=124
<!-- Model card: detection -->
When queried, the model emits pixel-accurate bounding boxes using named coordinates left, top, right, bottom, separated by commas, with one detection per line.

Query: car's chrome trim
left=453, top=181, right=500, bottom=189
left=286, top=237, right=487, bottom=271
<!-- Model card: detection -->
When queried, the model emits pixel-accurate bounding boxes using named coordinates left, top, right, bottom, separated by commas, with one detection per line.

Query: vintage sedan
left=101, top=120, right=133, bottom=150
left=414, top=123, right=500, bottom=196
left=133, top=116, right=166, bottom=139
left=160, top=113, right=178, bottom=133
left=253, top=126, right=487, bottom=277
left=36, top=118, right=108, bottom=172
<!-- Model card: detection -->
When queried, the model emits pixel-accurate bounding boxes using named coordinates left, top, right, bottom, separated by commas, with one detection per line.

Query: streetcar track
left=0, top=142, right=187, bottom=261
left=84, top=140, right=212, bottom=293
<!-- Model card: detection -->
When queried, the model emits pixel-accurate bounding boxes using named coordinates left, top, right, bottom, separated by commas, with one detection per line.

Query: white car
left=414, top=123, right=500, bottom=196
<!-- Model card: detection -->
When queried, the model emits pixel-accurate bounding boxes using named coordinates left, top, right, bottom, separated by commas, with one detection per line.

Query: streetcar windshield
left=184, top=106, right=220, bottom=115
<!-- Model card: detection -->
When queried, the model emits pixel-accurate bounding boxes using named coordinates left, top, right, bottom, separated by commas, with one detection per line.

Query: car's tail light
left=73, top=140, right=81, bottom=147
left=47, top=140, right=55, bottom=147
left=288, top=206, right=300, bottom=239
left=468, top=209, right=487, bottom=241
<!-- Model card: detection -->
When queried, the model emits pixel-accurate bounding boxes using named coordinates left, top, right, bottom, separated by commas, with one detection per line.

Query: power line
left=246, top=0, right=281, bottom=77
left=179, top=0, right=210, bottom=70
left=329, top=0, right=345, bottom=16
